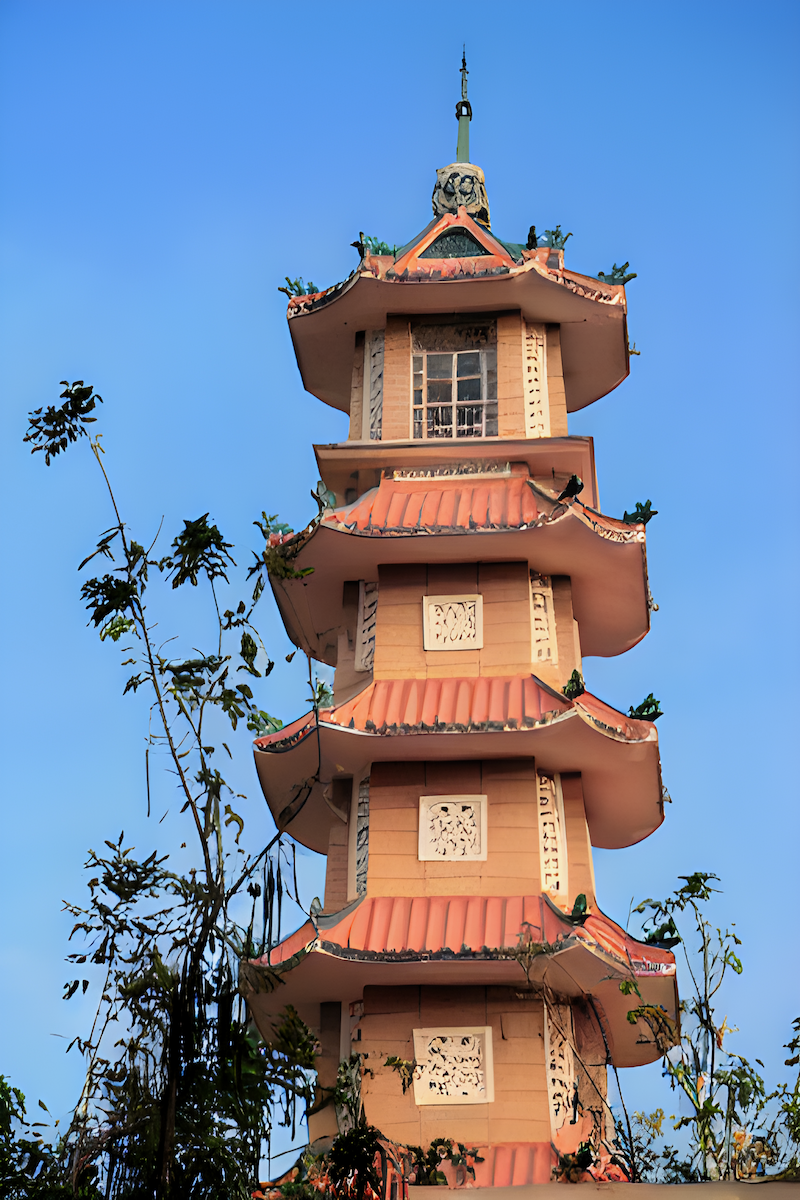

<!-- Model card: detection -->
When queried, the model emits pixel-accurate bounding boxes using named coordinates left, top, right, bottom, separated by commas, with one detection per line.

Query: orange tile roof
left=259, top=893, right=675, bottom=978
left=255, top=677, right=653, bottom=745
left=321, top=471, right=540, bottom=534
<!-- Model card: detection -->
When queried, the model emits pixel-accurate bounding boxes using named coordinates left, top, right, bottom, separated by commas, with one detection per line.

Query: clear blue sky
left=1, top=0, right=798, bottom=1156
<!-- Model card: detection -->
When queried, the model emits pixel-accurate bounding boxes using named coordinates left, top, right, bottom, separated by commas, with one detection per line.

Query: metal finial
left=456, top=49, right=472, bottom=162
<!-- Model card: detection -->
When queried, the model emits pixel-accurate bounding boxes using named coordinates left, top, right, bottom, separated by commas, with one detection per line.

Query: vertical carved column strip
left=355, top=776, right=370, bottom=896
left=523, top=322, right=550, bottom=438
left=362, top=330, right=384, bottom=441
left=537, top=771, right=567, bottom=896
left=530, top=572, right=558, bottom=665
left=354, top=581, right=378, bottom=672
left=544, top=1001, right=577, bottom=1138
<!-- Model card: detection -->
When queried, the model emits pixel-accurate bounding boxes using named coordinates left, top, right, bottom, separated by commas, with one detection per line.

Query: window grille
left=411, top=323, right=497, bottom=440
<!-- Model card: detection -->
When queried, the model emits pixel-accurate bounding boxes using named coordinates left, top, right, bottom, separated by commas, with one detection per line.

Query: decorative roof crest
left=432, top=53, right=491, bottom=228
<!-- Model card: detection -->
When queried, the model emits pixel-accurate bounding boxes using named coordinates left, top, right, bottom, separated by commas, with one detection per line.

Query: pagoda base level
left=432, top=1142, right=555, bottom=1188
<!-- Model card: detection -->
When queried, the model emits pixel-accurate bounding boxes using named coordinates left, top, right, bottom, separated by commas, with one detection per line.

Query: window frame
left=411, top=345, right=497, bottom=440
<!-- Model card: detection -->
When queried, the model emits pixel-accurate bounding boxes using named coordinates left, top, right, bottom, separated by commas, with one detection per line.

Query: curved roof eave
left=287, top=263, right=629, bottom=415
left=270, top=505, right=650, bottom=664
left=252, top=688, right=662, bottom=854
left=241, top=898, right=676, bottom=1069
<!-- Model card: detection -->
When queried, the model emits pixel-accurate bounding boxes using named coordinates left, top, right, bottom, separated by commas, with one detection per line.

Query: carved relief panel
left=354, top=581, right=378, bottom=672
left=412, top=1026, right=495, bottom=1105
left=530, top=573, right=558, bottom=665
left=523, top=322, right=550, bottom=438
left=422, top=594, right=484, bottom=650
left=537, top=771, right=567, bottom=896
left=418, top=794, right=488, bottom=861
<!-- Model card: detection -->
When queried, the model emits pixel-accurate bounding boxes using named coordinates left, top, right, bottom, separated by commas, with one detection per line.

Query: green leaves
left=562, top=669, right=585, bottom=700
left=24, top=380, right=102, bottom=465
left=277, top=276, right=319, bottom=297
left=246, top=709, right=284, bottom=736
left=80, top=574, right=137, bottom=628
left=629, top=693, right=663, bottom=721
left=165, top=514, right=234, bottom=589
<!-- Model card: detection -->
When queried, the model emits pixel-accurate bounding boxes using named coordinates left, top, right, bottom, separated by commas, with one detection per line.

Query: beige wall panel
left=427, top=563, right=479, bottom=591
left=561, top=772, right=596, bottom=906
left=421, top=1112, right=490, bottom=1143
left=423, top=859, right=484, bottom=879
left=420, top=874, right=488, bottom=897
left=492, top=1040, right=543, bottom=1067
left=490, top=827, right=537, bottom=853
left=370, top=808, right=419, bottom=831
left=364, top=985, right=421, bottom=1014
left=482, top=757, right=537, bottom=782
left=371, top=762, right=426, bottom=790
left=496, top=312, right=526, bottom=438
left=419, top=984, right=486, bottom=1020
left=348, top=333, right=365, bottom=442
left=360, top=1014, right=417, bottom=1041
left=552, top=576, right=578, bottom=683
left=486, top=803, right=538, bottom=829
left=368, top=878, right=425, bottom=897
left=323, top=824, right=349, bottom=912
left=426, top=760, right=482, bottom=791
left=489, top=1116, right=551, bottom=1143
left=545, top=325, right=569, bottom=437
left=369, top=855, right=425, bottom=881
left=381, top=317, right=412, bottom=440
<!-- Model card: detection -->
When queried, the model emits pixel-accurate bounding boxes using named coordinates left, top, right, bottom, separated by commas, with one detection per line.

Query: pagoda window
left=411, top=1026, right=495, bottom=1105
left=411, top=322, right=497, bottom=439
left=418, top=794, right=488, bottom=861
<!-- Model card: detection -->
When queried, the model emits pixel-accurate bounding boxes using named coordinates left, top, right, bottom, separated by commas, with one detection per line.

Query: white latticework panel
left=530, top=573, right=557, bottom=665
left=422, top=594, right=484, bottom=651
left=545, top=1003, right=576, bottom=1134
left=418, top=795, right=488, bottom=861
left=354, top=581, right=378, bottom=672
left=412, top=1026, right=494, bottom=1105
left=523, top=322, right=549, bottom=438
left=366, top=330, right=384, bottom=441
left=355, top=777, right=370, bottom=896
left=537, top=772, right=567, bottom=895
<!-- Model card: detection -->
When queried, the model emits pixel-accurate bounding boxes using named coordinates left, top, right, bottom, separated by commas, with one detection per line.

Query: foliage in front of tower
left=618, top=873, right=800, bottom=1182
left=15, top=383, right=321, bottom=1198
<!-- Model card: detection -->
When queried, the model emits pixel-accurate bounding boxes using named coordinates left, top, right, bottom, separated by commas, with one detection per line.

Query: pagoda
left=243, top=59, right=678, bottom=1188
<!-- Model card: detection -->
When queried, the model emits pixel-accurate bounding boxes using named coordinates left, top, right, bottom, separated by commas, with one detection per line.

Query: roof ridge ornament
left=431, top=52, right=491, bottom=228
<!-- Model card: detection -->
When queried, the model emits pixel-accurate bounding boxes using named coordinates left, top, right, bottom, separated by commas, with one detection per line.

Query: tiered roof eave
left=241, top=892, right=678, bottom=1070
left=286, top=207, right=629, bottom=414
left=252, top=678, right=663, bottom=854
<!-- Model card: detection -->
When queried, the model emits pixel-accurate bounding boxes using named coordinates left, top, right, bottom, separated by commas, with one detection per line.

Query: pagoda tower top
left=432, top=53, right=491, bottom=229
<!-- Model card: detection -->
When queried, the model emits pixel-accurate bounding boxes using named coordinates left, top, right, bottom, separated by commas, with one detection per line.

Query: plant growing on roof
left=278, top=277, right=319, bottom=297
left=562, top=669, right=585, bottom=700
left=629, top=693, right=663, bottom=721
left=21, top=382, right=319, bottom=1197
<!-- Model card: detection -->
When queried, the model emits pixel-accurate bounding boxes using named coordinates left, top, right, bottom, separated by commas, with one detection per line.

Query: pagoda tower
left=244, top=61, right=678, bottom=1187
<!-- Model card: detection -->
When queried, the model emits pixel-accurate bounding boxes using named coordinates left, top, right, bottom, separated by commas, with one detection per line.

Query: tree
left=624, top=872, right=797, bottom=1180
left=21, top=382, right=320, bottom=1197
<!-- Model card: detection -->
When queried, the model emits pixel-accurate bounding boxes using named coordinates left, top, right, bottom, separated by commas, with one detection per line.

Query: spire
left=455, top=48, right=472, bottom=163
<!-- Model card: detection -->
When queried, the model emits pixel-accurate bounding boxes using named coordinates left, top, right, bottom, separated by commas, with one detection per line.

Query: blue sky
left=1, top=0, right=798, bottom=1159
